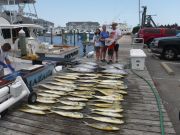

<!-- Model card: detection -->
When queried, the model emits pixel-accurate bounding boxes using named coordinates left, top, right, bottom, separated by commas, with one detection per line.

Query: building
left=66, top=21, right=100, bottom=33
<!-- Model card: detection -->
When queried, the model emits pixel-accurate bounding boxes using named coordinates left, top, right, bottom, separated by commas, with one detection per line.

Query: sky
left=31, top=0, right=180, bottom=27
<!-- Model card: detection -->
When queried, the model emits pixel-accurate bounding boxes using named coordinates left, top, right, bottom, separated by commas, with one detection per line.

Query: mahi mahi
left=83, top=121, right=119, bottom=131
left=86, top=115, right=124, bottom=124
left=51, top=110, right=83, bottom=118
left=19, top=108, right=46, bottom=115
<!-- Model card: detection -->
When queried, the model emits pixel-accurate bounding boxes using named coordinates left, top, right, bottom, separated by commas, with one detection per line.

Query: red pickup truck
left=138, top=28, right=176, bottom=47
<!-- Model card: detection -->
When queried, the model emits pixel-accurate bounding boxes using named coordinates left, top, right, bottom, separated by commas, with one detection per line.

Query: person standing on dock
left=93, top=29, right=101, bottom=62
left=100, top=25, right=109, bottom=62
left=105, top=32, right=116, bottom=64
left=0, top=43, right=15, bottom=77
left=110, top=22, right=122, bottom=63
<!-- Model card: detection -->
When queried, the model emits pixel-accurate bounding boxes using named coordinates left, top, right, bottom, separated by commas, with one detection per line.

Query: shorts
left=108, top=49, right=114, bottom=56
left=94, top=46, right=100, bottom=51
left=114, top=44, right=119, bottom=52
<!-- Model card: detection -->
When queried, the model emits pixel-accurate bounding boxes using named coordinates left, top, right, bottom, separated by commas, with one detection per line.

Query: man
left=0, top=43, right=15, bottom=77
left=110, top=22, right=122, bottom=63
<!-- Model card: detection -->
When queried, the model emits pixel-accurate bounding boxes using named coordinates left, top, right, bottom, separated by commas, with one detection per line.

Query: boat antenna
left=33, top=1, right=38, bottom=19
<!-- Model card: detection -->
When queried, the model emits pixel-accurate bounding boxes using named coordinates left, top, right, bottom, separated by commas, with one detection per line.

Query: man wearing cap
left=0, top=43, right=15, bottom=77
left=110, top=22, right=122, bottom=63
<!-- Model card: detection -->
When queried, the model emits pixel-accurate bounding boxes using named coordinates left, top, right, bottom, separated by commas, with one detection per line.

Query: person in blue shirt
left=100, top=25, right=109, bottom=62
left=0, top=43, right=15, bottom=77
left=93, top=29, right=101, bottom=62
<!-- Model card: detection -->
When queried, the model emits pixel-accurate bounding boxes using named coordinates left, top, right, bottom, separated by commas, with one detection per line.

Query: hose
left=131, top=69, right=165, bottom=135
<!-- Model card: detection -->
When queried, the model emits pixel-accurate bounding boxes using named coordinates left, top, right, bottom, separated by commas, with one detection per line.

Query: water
left=38, top=34, right=94, bottom=57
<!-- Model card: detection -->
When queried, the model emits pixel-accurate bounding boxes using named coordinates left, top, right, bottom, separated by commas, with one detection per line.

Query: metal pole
left=50, top=27, right=53, bottom=44
left=139, top=0, right=141, bottom=25
left=73, top=29, right=75, bottom=46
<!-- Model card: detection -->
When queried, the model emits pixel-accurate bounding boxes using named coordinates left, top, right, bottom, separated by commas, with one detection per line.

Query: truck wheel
left=0, top=109, right=8, bottom=118
left=163, top=48, right=177, bottom=60
left=28, top=92, right=37, bottom=104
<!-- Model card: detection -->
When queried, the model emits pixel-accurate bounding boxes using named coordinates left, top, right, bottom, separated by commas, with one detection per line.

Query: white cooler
left=130, top=49, right=146, bottom=70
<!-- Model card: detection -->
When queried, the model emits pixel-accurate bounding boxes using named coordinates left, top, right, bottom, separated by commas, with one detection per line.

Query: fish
left=47, top=81, right=77, bottom=89
left=19, top=108, right=46, bottom=115
left=69, top=91, right=95, bottom=95
left=91, top=111, right=123, bottom=118
left=101, top=69, right=127, bottom=75
left=76, top=64, right=97, bottom=69
left=51, top=110, right=83, bottom=118
left=83, top=121, right=119, bottom=131
left=37, top=92, right=61, bottom=98
left=39, top=84, right=74, bottom=92
left=69, top=67, right=93, bottom=73
left=112, top=63, right=125, bottom=70
left=59, top=100, right=86, bottom=107
left=43, top=90, right=67, bottom=96
left=66, top=97, right=89, bottom=101
left=100, top=80, right=124, bottom=84
left=78, top=84, right=95, bottom=87
left=88, top=103, right=114, bottom=108
left=37, top=98, right=57, bottom=104
left=54, top=76, right=77, bottom=80
left=75, top=87, right=93, bottom=91
left=69, top=94, right=93, bottom=99
left=77, top=76, right=99, bottom=79
left=94, top=95, right=124, bottom=101
left=83, top=62, right=98, bottom=66
left=95, top=89, right=127, bottom=96
left=53, top=105, right=83, bottom=110
left=26, top=104, right=51, bottom=111
left=53, top=78, right=75, bottom=84
left=91, top=108, right=123, bottom=113
left=91, top=99, right=114, bottom=104
left=86, top=115, right=124, bottom=124
left=82, top=73, right=101, bottom=77
left=76, top=80, right=98, bottom=83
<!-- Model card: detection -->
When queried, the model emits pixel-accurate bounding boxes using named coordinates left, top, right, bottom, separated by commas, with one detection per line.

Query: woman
left=100, top=25, right=109, bottom=62
left=93, top=29, right=101, bottom=62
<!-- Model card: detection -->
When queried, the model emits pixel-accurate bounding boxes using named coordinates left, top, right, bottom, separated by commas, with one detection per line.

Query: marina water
left=38, top=34, right=94, bottom=57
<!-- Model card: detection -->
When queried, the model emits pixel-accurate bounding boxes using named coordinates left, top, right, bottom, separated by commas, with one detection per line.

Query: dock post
left=73, top=29, right=76, bottom=46
left=19, top=29, right=27, bottom=56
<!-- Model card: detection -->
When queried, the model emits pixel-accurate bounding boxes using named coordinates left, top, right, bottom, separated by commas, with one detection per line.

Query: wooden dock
left=0, top=36, right=176, bottom=135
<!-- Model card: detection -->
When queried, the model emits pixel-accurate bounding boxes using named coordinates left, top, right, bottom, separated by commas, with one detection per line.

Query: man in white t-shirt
left=0, top=43, right=15, bottom=77
left=110, top=22, right=122, bottom=62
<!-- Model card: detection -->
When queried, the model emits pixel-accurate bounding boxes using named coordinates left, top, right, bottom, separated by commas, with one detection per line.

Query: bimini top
left=0, top=0, right=36, bottom=5
left=0, top=23, right=44, bottom=29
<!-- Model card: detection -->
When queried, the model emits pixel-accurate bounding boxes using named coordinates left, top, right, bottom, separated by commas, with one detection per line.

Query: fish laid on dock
left=75, top=87, right=93, bottom=91
left=43, top=90, right=67, bottom=96
left=37, top=92, right=61, bottom=98
left=59, top=100, right=86, bottom=107
left=53, top=78, right=75, bottom=84
left=53, top=76, right=77, bottom=80
left=53, top=105, right=83, bottom=110
left=66, top=97, right=89, bottom=102
left=51, top=110, right=84, bottom=119
left=91, top=111, right=123, bottom=118
left=26, top=104, right=51, bottom=111
left=94, top=95, right=124, bottom=101
left=88, top=103, right=118, bottom=108
left=86, top=115, right=124, bottom=124
left=91, top=108, right=123, bottom=113
left=19, top=108, right=46, bottom=115
left=83, top=121, right=120, bottom=131
left=69, top=67, right=94, bottom=73
left=101, top=69, right=127, bottom=75
left=37, top=98, right=58, bottom=104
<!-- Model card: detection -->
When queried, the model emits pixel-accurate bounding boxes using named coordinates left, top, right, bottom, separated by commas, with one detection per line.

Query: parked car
left=150, top=33, right=180, bottom=60
left=138, top=28, right=176, bottom=47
